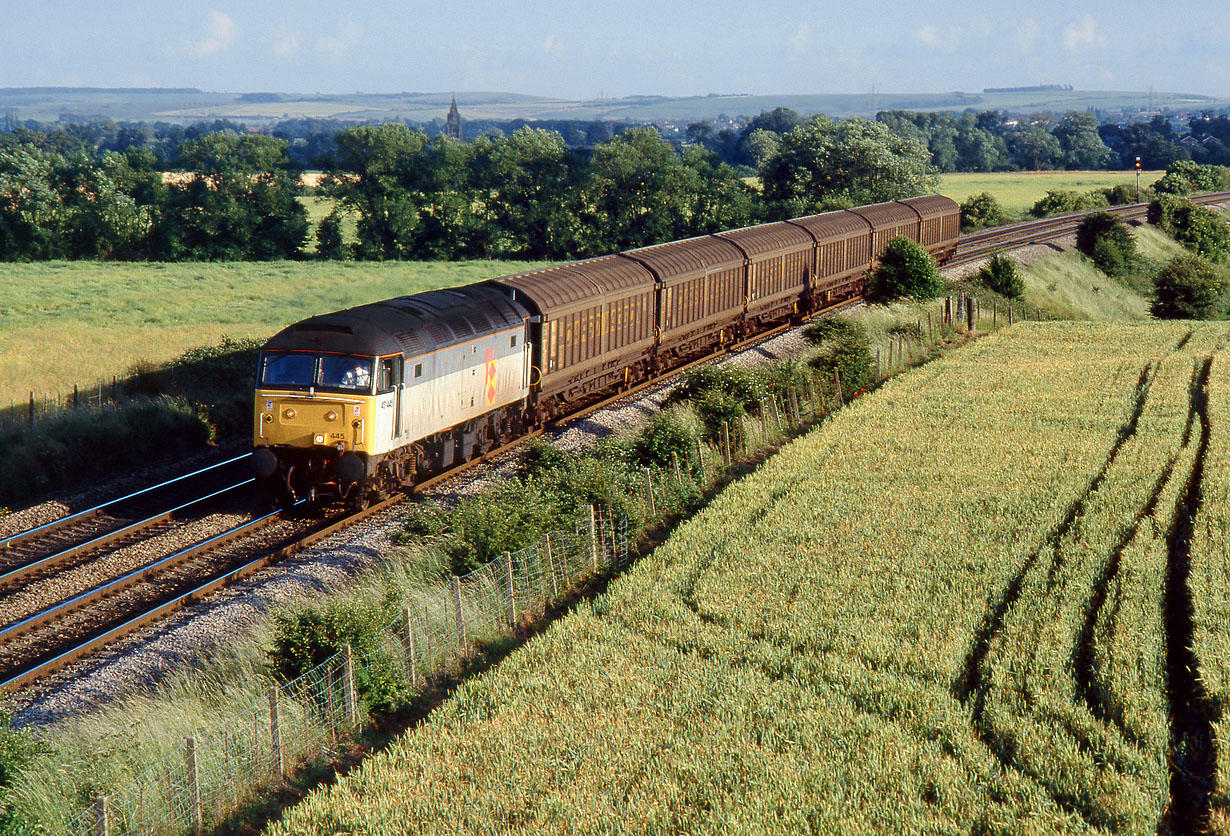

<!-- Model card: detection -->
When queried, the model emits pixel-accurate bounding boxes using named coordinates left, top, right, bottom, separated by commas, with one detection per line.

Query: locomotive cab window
left=377, top=357, right=403, bottom=394
left=320, top=355, right=374, bottom=392
left=261, top=352, right=316, bottom=388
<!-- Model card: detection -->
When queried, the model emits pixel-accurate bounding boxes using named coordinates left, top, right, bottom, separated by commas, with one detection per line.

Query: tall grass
left=267, top=321, right=1230, bottom=834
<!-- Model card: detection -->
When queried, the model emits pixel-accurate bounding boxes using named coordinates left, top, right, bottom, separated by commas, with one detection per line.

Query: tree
left=1052, top=111, right=1114, bottom=170
left=582, top=127, right=698, bottom=252
left=470, top=127, right=581, bottom=259
left=1007, top=119, right=1063, bottom=171
left=1151, top=254, right=1229, bottom=319
left=322, top=124, right=428, bottom=259
left=865, top=236, right=944, bottom=303
left=1149, top=195, right=1230, bottom=263
left=162, top=132, right=307, bottom=260
left=759, top=116, right=939, bottom=214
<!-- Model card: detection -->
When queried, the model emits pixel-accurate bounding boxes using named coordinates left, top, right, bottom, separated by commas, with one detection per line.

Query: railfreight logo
left=485, top=347, right=497, bottom=404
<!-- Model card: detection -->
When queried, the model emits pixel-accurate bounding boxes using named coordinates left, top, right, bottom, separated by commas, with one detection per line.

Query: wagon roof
left=714, top=222, right=813, bottom=257
left=896, top=194, right=960, bottom=219
left=488, top=255, right=655, bottom=315
left=619, top=235, right=745, bottom=280
left=845, top=201, right=919, bottom=226
left=786, top=209, right=872, bottom=240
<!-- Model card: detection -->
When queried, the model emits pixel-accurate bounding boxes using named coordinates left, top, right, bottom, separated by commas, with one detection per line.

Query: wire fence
left=0, top=372, right=166, bottom=429
left=51, top=510, right=630, bottom=836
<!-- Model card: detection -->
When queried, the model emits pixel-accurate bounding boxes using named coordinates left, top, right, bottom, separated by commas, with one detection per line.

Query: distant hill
left=1, top=86, right=1227, bottom=126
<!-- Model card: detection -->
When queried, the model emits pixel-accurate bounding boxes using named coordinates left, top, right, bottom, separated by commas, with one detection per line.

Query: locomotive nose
left=252, top=447, right=279, bottom=479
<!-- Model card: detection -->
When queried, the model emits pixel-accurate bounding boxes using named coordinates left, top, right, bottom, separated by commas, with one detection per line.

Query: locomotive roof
left=262, top=284, right=529, bottom=358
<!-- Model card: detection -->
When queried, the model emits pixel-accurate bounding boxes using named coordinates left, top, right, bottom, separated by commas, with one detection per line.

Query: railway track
left=6, top=192, right=1227, bottom=696
left=949, top=190, right=1230, bottom=266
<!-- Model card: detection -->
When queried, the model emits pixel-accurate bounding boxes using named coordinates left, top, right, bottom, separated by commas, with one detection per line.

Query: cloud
left=1014, top=18, right=1040, bottom=53
left=270, top=26, right=300, bottom=59
left=1063, top=13, right=1099, bottom=52
left=789, top=22, right=811, bottom=54
left=543, top=34, right=565, bottom=56
left=915, top=25, right=941, bottom=47
left=190, top=10, right=236, bottom=57
left=316, top=21, right=362, bottom=59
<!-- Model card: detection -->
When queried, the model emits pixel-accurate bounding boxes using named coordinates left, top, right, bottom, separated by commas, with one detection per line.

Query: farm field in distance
left=0, top=260, right=547, bottom=407
left=937, top=170, right=1165, bottom=216
left=273, top=321, right=1230, bottom=834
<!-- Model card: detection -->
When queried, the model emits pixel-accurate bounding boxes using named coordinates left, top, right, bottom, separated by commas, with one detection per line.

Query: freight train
left=251, top=195, right=960, bottom=506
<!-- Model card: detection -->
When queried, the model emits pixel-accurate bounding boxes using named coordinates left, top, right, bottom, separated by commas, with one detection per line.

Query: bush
left=865, top=236, right=944, bottom=303
left=1148, top=195, right=1230, bottom=264
left=628, top=408, right=704, bottom=468
left=1153, top=160, right=1230, bottom=196
left=959, top=192, right=1007, bottom=232
left=807, top=317, right=872, bottom=399
left=1151, top=254, right=1230, bottom=320
left=1091, top=184, right=1152, bottom=206
left=664, top=365, right=768, bottom=436
left=1075, top=212, right=1137, bottom=277
left=1030, top=189, right=1106, bottom=218
left=976, top=252, right=1025, bottom=300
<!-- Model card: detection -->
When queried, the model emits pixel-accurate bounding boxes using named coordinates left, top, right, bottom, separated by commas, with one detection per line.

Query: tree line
left=0, top=118, right=939, bottom=262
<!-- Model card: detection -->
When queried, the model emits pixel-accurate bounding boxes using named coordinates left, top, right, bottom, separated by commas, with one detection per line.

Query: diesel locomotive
left=252, top=195, right=960, bottom=506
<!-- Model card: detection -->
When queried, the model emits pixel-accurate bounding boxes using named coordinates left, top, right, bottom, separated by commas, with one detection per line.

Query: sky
left=1, top=0, right=1226, bottom=99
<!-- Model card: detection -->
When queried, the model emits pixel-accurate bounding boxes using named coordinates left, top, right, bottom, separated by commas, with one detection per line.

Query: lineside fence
left=50, top=510, right=630, bottom=836
left=0, top=372, right=166, bottom=429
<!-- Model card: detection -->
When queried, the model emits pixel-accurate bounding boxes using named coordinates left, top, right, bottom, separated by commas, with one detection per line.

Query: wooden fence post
left=343, top=644, right=358, bottom=726
left=269, top=686, right=284, bottom=778
left=721, top=422, right=732, bottom=466
left=544, top=534, right=559, bottom=598
left=401, top=606, right=421, bottom=688
left=94, top=796, right=109, bottom=836
left=186, top=736, right=203, bottom=832
left=967, top=297, right=976, bottom=332
left=504, top=551, right=518, bottom=626
left=642, top=468, right=656, bottom=516
left=588, top=506, right=600, bottom=569
left=450, top=576, right=466, bottom=645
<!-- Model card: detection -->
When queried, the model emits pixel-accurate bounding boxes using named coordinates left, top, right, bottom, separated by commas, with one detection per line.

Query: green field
left=271, top=322, right=1230, bottom=834
left=938, top=171, right=1165, bottom=217
left=0, top=260, right=547, bottom=406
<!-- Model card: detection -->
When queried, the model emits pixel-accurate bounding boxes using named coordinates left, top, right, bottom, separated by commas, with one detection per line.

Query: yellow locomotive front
left=252, top=350, right=381, bottom=504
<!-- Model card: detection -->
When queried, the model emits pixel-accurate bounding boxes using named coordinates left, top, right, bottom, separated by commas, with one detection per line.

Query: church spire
left=445, top=95, right=461, bottom=140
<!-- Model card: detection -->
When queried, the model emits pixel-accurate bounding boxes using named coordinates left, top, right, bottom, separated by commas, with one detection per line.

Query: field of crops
left=0, top=259, right=546, bottom=406
left=938, top=171, right=1165, bottom=217
left=271, top=321, right=1230, bottom=835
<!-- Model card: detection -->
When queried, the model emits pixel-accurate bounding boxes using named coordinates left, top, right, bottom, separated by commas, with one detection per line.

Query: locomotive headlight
left=284, top=408, right=297, bottom=419
left=325, top=411, right=338, bottom=422
left=352, top=420, right=362, bottom=429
